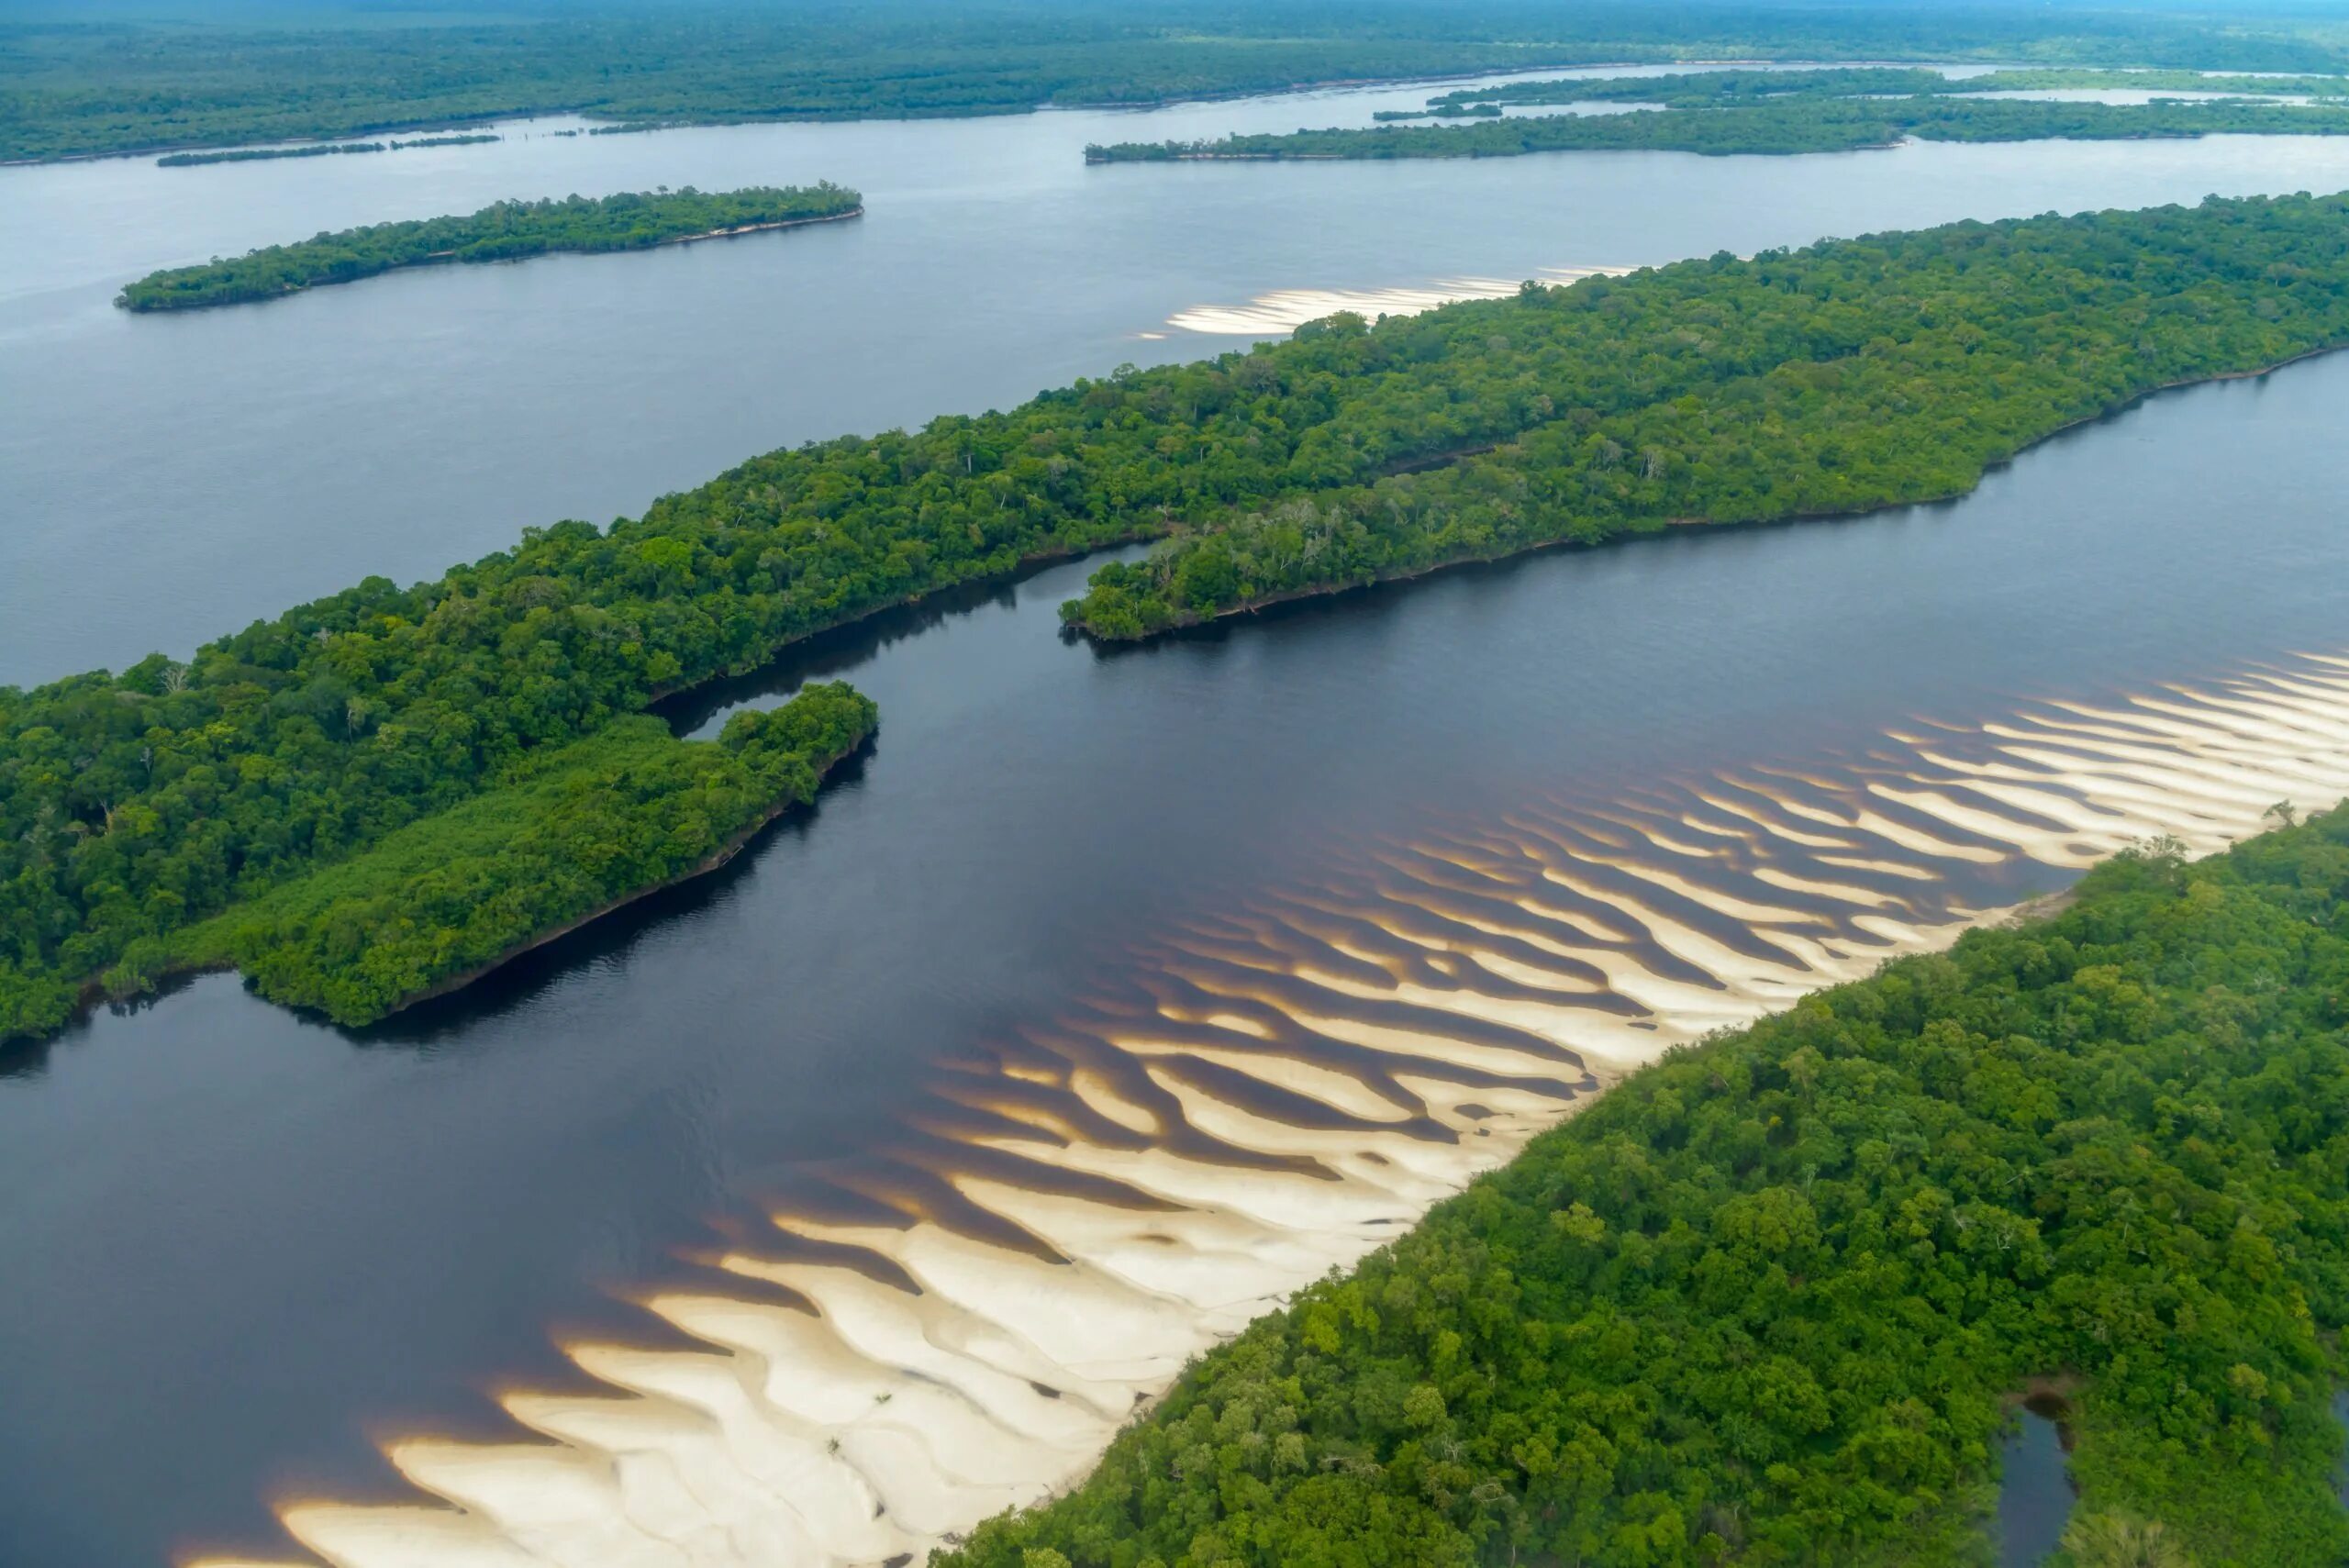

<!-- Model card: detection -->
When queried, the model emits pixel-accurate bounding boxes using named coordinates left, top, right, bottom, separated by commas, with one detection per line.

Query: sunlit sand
left=190, top=653, right=2349, bottom=1568
left=1166, top=265, right=1631, bottom=334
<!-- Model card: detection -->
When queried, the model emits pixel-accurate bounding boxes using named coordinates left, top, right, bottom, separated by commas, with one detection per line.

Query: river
left=9, top=64, right=2349, bottom=682
left=6, top=67, right=2349, bottom=1568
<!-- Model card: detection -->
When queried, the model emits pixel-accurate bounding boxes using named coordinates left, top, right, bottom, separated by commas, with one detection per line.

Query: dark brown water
left=1998, top=1399, right=2076, bottom=1565
left=4, top=346, right=2349, bottom=1563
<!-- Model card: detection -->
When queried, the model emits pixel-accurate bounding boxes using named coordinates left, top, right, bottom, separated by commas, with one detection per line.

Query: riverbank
left=1057, top=197, right=2349, bottom=639
left=110, top=687, right=875, bottom=1032
left=939, top=806, right=2349, bottom=1566
left=1083, top=85, right=2349, bottom=162
left=1070, top=340, right=2346, bottom=642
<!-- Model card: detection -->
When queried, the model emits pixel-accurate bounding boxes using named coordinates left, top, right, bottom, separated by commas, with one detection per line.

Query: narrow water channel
left=1998, top=1399, right=2076, bottom=1565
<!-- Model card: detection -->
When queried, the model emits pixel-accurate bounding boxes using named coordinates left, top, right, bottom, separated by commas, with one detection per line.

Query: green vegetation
left=1418, top=64, right=2349, bottom=114
left=1955, top=66, right=2349, bottom=98
left=1083, top=86, right=2349, bottom=162
left=168, top=685, right=873, bottom=1028
left=150, top=131, right=499, bottom=167
left=387, top=133, right=502, bottom=150
left=117, top=183, right=862, bottom=312
left=1058, top=194, right=2349, bottom=639
left=939, top=807, right=2349, bottom=1567
left=7, top=0, right=2349, bottom=163
left=11, top=192, right=2349, bottom=1047
left=156, top=140, right=384, bottom=167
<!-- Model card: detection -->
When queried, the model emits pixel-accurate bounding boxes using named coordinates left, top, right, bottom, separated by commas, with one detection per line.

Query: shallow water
left=3, top=345, right=2348, bottom=1563
left=8, top=62, right=2349, bottom=680
left=1998, top=1401, right=2076, bottom=1565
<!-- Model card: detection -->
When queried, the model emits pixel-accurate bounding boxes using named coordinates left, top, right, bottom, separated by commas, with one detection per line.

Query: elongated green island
left=8, top=191, right=2349, bottom=1047
left=1419, top=64, right=2349, bottom=113
left=1081, top=69, right=2349, bottom=161
left=115, top=183, right=863, bottom=312
left=153, top=132, right=500, bottom=168
left=1057, top=192, right=2349, bottom=638
left=939, top=810, right=2349, bottom=1567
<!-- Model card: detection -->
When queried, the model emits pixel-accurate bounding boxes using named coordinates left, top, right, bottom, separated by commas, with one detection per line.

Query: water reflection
left=1998, top=1396, right=2077, bottom=1565
left=8, top=360, right=2349, bottom=1566
left=203, top=654, right=2349, bottom=1568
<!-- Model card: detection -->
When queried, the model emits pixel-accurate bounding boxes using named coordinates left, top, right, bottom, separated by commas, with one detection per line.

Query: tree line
left=1084, top=87, right=2349, bottom=161
left=1057, top=193, right=2349, bottom=638
left=1418, top=65, right=2349, bottom=113
left=937, top=806, right=2349, bottom=1567
left=10, top=0, right=2349, bottom=163
left=10, top=192, right=2349, bottom=1048
left=168, top=684, right=874, bottom=1028
left=153, top=132, right=500, bottom=167
left=116, top=183, right=863, bottom=312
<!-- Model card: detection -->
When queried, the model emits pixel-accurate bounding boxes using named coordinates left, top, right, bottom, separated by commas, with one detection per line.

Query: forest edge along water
left=13, top=192, right=2349, bottom=1054
left=16, top=339, right=2349, bottom=1568
left=115, top=185, right=863, bottom=312
left=19, top=39, right=2349, bottom=1568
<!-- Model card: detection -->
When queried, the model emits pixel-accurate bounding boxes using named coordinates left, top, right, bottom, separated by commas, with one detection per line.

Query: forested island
left=1083, top=78, right=2349, bottom=162
left=938, top=808, right=2349, bottom=1567
left=7, top=0, right=2349, bottom=163
left=116, top=183, right=863, bottom=311
left=1058, top=194, right=2349, bottom=638
left=172, top=684, right=874, bottom=1027
left=9, top=192, right=2349, bottom=1047
left=155, top=140, right=385, bottom=168
left=1419, top=63, right=2349, bottom=112
left=153, top=131, right=499, bottom=168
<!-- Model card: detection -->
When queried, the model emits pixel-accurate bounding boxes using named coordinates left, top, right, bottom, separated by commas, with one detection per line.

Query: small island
left=116, top=183, right=863, bottom=311
left=154, top=132, right=502, bottom=167
left=170, top=684, right=876, bottom=1028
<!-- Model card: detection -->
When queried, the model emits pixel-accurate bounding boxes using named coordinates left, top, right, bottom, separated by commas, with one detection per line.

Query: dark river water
left=2, top=349, right=2347, bottom=1564
left=1997, top=1401, right=2076, bottom=1564
left=10, top=64, right=2349, bottom=682
left=7, top=66, right=2349, bottom=1568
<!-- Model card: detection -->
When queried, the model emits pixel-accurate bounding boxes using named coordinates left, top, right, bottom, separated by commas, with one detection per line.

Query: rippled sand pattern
left=198, top=655, right=2349, bottom=1568
left=1166, top=265, right=1629, bottom=335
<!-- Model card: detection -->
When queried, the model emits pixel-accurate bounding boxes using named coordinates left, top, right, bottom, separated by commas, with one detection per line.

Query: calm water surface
left=1, top=349, right=2347, bottom=1562
left=7, top=64, right=2349, bottom=680
left=1997, top=1402, right=2076, bottom=1565
left=7, top=64, right=2349, bottom=1568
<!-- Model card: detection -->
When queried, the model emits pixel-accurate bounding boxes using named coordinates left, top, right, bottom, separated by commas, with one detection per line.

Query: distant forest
left=116, top=183, right=863, bottom=311
left=7, top=0, right=2349, bottom=161
left=1085, top=66, right=2349, bottom=160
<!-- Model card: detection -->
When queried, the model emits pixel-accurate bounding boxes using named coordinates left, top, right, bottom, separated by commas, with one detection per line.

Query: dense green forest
left=935, top=809, right=2349, bottom=1568
left=6, top=0, right=2349, bottom=162
left=169, top=684, right=873, bottom=1028
left=9, top=192, right=2349, bottom=1048
left=1059, top=194, right=2349, bottom=639
left=117, top=183, right=862, bottom=312
left=1083, top=86, right=2349, bottom=161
